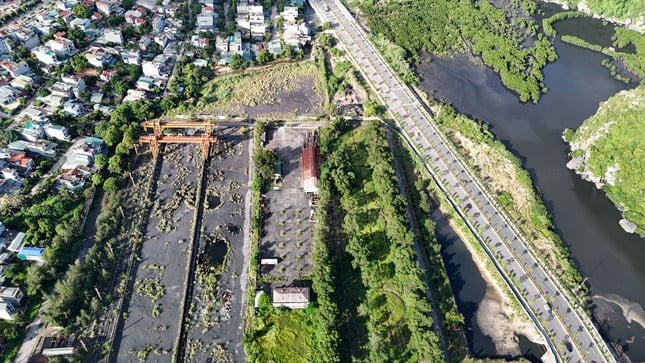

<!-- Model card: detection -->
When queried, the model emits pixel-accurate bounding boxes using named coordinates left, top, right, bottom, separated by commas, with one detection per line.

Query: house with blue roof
left=17, top=247, right=45, bottom=263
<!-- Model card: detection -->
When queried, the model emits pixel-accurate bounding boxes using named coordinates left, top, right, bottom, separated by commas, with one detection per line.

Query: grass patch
left=246, top=294, right=316, bottom=362
left=193, top=61, right=324, bottom=113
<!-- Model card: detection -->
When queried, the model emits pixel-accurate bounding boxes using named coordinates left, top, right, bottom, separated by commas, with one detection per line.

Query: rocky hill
left=564, top=85, right=645, bottom=236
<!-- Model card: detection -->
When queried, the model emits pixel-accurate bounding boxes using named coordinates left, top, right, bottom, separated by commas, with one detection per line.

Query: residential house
left=70, top=18, right=91, bottom=30
left=272, top=287, right=310, bottom=309
left=230, top=32, right=242, bottom=55
left=7, top=153, right=34, bottom=172
left=46, top=38, right=77, bottom=58
left=6, top=232, right=25, bottom=253
left=19, top=122, right=45, bottom=142
left=44, top=124, right=70, bottom=141
left=153, top=33, right=171, bottom=48
left=90, top=92, right=103, bottom=104
left=0, top=60, right=30, bottom=78
left=96, top=0, right=119, bottom=15
left=10, top=75, right=35, bottom=91
left=24, top=107, right=49, bottom=122
left=12, top=28, right=40, bottom=49
left=152, top=15, right=165, bottom=32
left=94, top=104, right=114, bottom=114
left=63, top=100, right=85, bottom=117
left=62, top=153, right=92, bottom=170
left=0, top=287, right=24, bottom=307
left=104, top=28, right=123, bottom=45
left=7, top=153, right=35, bottom=172
left=215, top=36, right=228, bottom=54
left=0, top=179, right=21, bottom=196
left=1, top=168, right=21, bottom=183
left=136, top=76, right=155, bottom=91
left=100, top=69, right=116, bottom=81
left=120, top=49, right=141, bottom=65
left=8, top=140, right=57, bottom=158
left=0, top=86, right=17, bottom=107
left=17, top=246, right=45, bottom=262
left=61, top=74, right=86, bottom=98
left=72, top=137, right=103, bottom=158
left=197, top=6, right=214, bottom=31
left=139, top=35, right=152, bottom=50
left=142, top=55, right=170, bottom=78
left=57, top=167, right=90, bottom=190
left=122, top=89, right=146, bottom=102
left=0, top=36, right=13, bottom=54
left=50, top=81, right=74, bottom=99
left=136, top=0, right=157, bottom=11
left=0, top=301, right=18, bottom=320
left=32, top=46, right=60, bottom=66
left=86, top=48, right=116, bottom=68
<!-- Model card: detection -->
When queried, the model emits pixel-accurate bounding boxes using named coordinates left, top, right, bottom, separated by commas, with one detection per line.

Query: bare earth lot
left=183, top=127, right=250, bottom=362
left=259, top=127, right=315, bottom=287
left=115, top=144, right=201, bottom=362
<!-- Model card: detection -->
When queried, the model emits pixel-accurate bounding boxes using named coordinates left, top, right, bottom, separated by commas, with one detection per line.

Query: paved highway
left=309, top=0, right=617, bottom=362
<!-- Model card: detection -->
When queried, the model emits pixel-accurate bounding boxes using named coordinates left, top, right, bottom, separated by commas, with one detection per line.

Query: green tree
left=0, top=130, right=19, bottom=146
left=70, top=54, right=89, bottom=71
left=12, top=45, right=30, bottom=60
left=230, top=54, right=247, bottom=70
left=281, top=44, right=293, bottom=59
left=253, top=148, right=276, bottom=181
left=103, top=177, right=119, bottom=192
left=72, top=3, right=91, bottom=18
left=256, top=49, right=272, bottom=64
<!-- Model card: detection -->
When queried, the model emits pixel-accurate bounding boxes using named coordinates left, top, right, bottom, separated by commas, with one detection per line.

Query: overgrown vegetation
left=392, top=137, right=468, bottom=361
left=434, top=104, right=585, bottom=291
left=556, top=0, right=644, bottom=29
left=244, top=122, right=340, bottom=362
left=349, top=0, right=557, bottom=102
left=542, top=11, right=586, bottom=36
left=194, top=61, right=323, bottom=114
left=318, top=120, right=444, bottom=361
left=565, top=85, right=645, bottom=236
left=246, top=294, right=319, bottom=362
left=0, top=187, right=88, bottom=360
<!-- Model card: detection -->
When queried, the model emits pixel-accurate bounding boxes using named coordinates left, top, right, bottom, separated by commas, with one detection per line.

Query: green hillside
left=565, top=85, right=645, bottom=236
left=562, top=0, right=644, bottom=30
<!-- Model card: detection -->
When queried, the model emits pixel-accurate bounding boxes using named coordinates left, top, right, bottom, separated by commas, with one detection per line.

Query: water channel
left=422, top=13, right=644, bottom=362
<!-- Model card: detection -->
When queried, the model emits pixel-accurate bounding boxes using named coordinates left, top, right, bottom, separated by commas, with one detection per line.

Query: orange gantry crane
left=138, top=119, right=221, bottom=158
left=142, top=119, right=218, bottom=136
left=139, top=134, right=217, bottom=159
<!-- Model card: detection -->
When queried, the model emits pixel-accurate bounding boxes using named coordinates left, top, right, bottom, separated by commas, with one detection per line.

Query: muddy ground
left=115, top=144, right=202, bottom=363
left=183, top=127, right=250, bottom=363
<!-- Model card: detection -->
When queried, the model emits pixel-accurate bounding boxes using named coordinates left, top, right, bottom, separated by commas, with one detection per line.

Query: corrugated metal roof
left=301, top=146, right=319, bottom=180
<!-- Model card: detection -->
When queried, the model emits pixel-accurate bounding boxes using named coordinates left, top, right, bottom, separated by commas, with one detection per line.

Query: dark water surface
left=419, top=38, right=644, bottom=361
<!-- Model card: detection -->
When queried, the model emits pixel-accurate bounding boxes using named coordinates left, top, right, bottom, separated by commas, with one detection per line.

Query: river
left=420, top=28, right=645, bottom=363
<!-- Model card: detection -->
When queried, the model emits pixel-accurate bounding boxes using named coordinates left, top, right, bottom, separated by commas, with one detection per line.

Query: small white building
left=272, top=287, right=310, bottom=309
left=44, top=124, right=70, bottom=141
left=104, top=28, right=123, bottom=45
left=0, top=287, right=24, bottom=307
left=32, top=46, right=60, bottom=66
left=46, top=38, right=77, bottom=58
left=63, top=100, right=84, bottom=117
left=0, top=301, right=18, bottom=320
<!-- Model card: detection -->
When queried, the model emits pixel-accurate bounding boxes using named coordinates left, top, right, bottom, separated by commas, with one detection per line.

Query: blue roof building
left=17, top=247, right=45, bottom=262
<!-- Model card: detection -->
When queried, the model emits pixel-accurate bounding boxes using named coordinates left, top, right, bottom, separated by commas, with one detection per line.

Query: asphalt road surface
left=308, top=0, right=617, bottom=362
